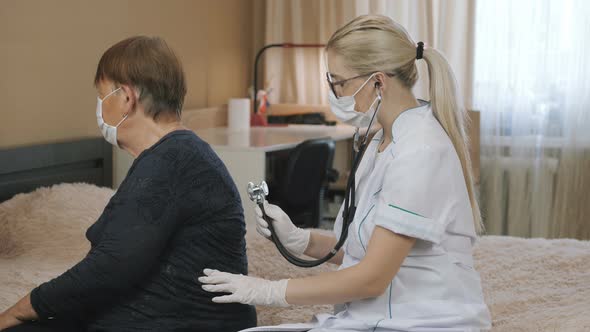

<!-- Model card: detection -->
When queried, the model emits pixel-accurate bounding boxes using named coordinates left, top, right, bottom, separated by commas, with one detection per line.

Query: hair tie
left=416, top=41, right=424, bottom=60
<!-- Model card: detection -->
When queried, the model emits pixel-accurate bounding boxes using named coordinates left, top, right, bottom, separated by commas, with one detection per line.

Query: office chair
left=268, top=138, right=339, bottom=228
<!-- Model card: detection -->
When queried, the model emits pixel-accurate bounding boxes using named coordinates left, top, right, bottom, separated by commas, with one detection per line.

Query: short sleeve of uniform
left=373, top=145, right=449, bottom=244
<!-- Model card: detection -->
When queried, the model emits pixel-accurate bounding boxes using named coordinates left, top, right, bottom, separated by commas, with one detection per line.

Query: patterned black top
left=30, top=130, right=257, bottom=331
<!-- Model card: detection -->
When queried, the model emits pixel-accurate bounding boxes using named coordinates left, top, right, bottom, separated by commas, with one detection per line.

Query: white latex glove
left=254, top=201, right=311, bottom=256
left=199, top=269, right=290, bottom=307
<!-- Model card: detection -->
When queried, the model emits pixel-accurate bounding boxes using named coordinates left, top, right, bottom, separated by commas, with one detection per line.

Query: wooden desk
left=195, top=125, right=357, bottom=151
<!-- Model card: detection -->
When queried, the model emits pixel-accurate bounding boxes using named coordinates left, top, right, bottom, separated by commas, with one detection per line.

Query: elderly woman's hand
left=0, top=293, right=38, bottom=330
left=0, top=310, right=23, bottom=330
left=199, top=269, right=290, bottom=307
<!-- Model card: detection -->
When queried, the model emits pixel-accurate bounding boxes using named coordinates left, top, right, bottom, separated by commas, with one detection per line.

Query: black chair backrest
left=280, top=138, right=335, bottom=208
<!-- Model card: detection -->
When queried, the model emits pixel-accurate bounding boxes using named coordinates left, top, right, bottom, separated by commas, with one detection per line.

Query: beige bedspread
left=1, top=184, right=589, bottom=331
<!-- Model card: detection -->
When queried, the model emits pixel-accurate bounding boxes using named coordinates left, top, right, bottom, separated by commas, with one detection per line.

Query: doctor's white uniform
left=243, top=101, right=492, bottom=332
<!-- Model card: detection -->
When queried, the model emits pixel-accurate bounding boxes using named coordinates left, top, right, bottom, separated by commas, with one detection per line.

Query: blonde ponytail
left=422, top=47, right=484, bottom=234
left=327, top=14, right=484, bottom=234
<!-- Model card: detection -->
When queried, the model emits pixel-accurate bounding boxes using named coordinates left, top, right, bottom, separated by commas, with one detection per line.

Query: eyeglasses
left=326, top=72, right=371, bottom=98
left=326, top=72, right=395, bottom=98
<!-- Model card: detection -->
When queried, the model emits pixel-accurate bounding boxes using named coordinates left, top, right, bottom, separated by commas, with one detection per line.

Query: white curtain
left=474, top=0, right=590, bottom=239
left=260, top=0, right=475, bottom=108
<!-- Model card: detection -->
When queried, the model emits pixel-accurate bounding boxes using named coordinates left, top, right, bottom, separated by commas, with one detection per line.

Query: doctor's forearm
left=286, top=227, right=416, bottom=306
left=285, top=263, right=377, bottom=305
left=304, top=231, right=343, bottom=265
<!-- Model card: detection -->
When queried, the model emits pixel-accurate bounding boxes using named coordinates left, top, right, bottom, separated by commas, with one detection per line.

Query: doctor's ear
left=373, top=72, right=387, bottom=90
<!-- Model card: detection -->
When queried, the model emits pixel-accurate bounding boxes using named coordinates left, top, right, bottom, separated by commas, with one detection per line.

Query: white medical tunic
left=243, top=101, right=492, bottom=332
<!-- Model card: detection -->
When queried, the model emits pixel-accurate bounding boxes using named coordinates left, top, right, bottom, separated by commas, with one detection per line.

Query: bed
left=1, top=140, right=589, bottom=331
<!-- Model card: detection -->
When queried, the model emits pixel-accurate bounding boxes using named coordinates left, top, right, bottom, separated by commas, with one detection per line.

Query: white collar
left=372, top=99, right=430, bottom=143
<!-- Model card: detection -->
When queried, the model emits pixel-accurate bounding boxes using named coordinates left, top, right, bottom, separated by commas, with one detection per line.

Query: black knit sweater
left=31, top=130, right=256, bottom=331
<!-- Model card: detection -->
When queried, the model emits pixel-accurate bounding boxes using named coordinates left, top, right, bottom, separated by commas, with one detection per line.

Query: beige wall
left=0, top=0, right=253, bottom=149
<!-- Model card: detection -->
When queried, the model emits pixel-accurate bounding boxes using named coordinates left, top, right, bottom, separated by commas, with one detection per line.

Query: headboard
left=0, top=138, right=112, bottom=203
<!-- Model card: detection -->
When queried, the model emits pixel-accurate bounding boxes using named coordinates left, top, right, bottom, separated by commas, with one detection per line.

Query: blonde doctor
left=200, top=15, right=492, bottom=332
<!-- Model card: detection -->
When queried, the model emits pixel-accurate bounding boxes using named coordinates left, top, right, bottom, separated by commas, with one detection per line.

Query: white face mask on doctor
left=96, top=87, right=128, bottom=147
left=327, top=72, right=382, bottom=128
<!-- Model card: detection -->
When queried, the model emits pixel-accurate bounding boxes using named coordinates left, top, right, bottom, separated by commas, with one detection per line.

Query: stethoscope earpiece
left=374, top=82, right=383, bottom=100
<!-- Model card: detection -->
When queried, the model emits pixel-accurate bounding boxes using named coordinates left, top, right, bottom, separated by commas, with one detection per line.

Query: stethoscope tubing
left=261, top=93, right=382, bottom=267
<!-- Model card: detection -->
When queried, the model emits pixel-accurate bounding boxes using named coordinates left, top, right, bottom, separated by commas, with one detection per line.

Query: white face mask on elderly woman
left=96, top=87, right=127, bottom=147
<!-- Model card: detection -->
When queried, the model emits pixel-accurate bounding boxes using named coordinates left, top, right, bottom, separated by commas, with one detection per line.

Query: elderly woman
left=0, top=36, right=256, bottom=331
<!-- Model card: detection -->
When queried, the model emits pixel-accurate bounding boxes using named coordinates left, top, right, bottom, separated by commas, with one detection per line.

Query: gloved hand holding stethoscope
left=254, top=201, right=311, bottom=257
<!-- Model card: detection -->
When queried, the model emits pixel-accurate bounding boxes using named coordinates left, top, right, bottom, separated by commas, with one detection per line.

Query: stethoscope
left=247, top=87, right=383, bottom=268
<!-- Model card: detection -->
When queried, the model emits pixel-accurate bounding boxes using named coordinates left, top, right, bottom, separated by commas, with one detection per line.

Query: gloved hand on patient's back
left=199, top=269, right=289, bottom=307
left=254, top=201, right=311, bottom=256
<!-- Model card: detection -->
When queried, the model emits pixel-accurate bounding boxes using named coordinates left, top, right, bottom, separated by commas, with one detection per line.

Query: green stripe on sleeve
left=388, top=204, right=425, bottom=218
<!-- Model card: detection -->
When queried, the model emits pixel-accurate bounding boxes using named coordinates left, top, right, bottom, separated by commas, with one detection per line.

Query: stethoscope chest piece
left=247, top=181, right=269, bottom=205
